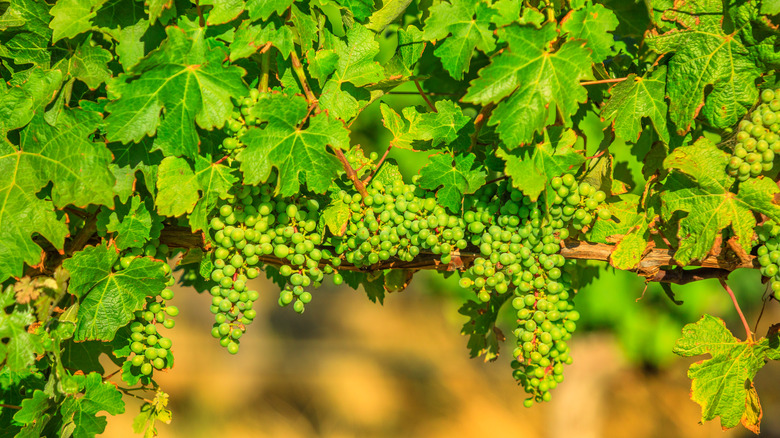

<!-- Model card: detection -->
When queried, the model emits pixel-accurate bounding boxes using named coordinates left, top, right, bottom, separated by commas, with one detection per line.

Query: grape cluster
left=453, top=180, right=605, bottom=405
left=728, top=88, right=780, bottom=181
left=115, top=238, right=178, bottom=379
left=334, top=178, right=468, bottom=268
left=127, top=288, right=178, bottom=377
left=756, top=220, right=780, bottom=301
left=206, top=148, right=610, bottom=403
left=220, top=89, right=263, bottom=156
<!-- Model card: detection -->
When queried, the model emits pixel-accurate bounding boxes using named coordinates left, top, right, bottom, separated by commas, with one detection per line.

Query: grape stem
left=259, top=51, right=271, bottom=93
left=0, top=404, right=21, bottom=410
left=414, top=79, right=437, bottom=112
left=194, top=0, right=205, bottom=27
left=333, top=148, right=369, bottom=197
left=580, top=77, right=629, bottom=86
left=719, top=278, right=754, bottom=342
left=290, top=51, right=317, bottom=105
left=469, top=103, right=495, bottom=152
left=364, top=145, right=393, bottom=184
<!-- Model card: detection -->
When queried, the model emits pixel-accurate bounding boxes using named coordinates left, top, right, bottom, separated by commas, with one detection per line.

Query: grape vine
left=3, top=0, right=780, bottom=436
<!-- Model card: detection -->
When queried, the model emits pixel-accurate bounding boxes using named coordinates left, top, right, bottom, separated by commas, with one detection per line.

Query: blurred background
left=101, top=267, right=780, bottom=438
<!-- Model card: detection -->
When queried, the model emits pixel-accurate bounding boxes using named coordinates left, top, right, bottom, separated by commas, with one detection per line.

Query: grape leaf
left=155, top=156, right=201, bottom=217
left=199, top=0, right=243, bottom=25
left=59, top=372, right=125, bottom=438
left=318, top=25, right=385, bottom=121
left=646, top=12, right=760, bottom=132
left=561, top=1, right=619, bottom=62
left=230, top=18, right=293, bottom=61
left=13, top=390, right=52, bottom=425
left=146, top=0, right=172, bottom=24
left=323, top=199, right=350, bottom=236
left=0, top=109, right=114, bottom=281
left=306, top=48, right=339, bottom=87
left=588, top=194, right=651, bottom=270
left=108, top=137, right=163, bottom=198
left=674, top=315, right=780, bottom=431
left=105, top=26, right=248, bottom=159
left=418, top=153, right=486, bottom=213
left=459, top=292, right=511, bottom=362
left=49, top=0, right=108, bottom=43
left=464, top=24, right=593, bottom=146
left=0, top=287, right=45, bottom=371
left=189, top=155, right=239, bottom=232
left=93, top=0, right=151, bottom=70
left=422, top=0, right=497, bottom=80
left=340, top=271, right=385, bottom=304
left=0, top=67, right=62, bottom=133
left=601, top=67, right=670, bottom=143
left=380, top=100, right=472, bottom=150
left=762, top=0, right=780, bottom=15
left=245, top=0, right=295, bottom=20
left=333, top=0, right=373, bottom=21
left=62, top=41, right=113, bottom=90
left=101, top=196, right=153, bottom=249
left=661, top=138, right=780, bottom=264
left=497, top=128, right=585, bottom=202
left=63, top=244, right=167, bottom=341
left=0, top=0, right=52, bottom=66
left=238, top=93, right=350, bottom=196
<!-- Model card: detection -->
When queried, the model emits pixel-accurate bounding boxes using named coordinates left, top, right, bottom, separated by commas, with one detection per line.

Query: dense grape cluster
left=220, top=89, right=262, bottom=157
left=116, top=239, right=178, bottom=379
left=728, top=88, right=780, bottom=181
left=206, top=155, right=608, bottom=402
left=756, top=220, right=780, bottom=301
left=455, top=178, right=606, bottom=405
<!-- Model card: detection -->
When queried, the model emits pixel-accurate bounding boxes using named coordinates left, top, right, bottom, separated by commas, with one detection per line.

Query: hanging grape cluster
left=116, top=240, right=178, bottom=379
left=205, top=166, right=608, bottom=405
left=728, top=88, right=780, bottom=181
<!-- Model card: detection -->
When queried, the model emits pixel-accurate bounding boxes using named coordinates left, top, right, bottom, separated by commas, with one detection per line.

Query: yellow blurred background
left=100, top=267, right=780, bottom=438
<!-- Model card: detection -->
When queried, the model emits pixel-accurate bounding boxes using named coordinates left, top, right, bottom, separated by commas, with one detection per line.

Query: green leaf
left=319, top=25, right=385, bottom=121
left=762, top=0, right=780, bottom=15
left=200, top=0, right=244, bottom=25
left=661, top=138, right=780, bottom=264
left=422, top=0, right=497, bottom=79
left=13, top=390, right=52, bottom=424
left=59, top=372, right=125, bottom=438
left=189, top=155, right=239, bottom=232
left=0, top=109, right=114, bottom=281
left=588, top=194, right=651, bottom=270
left=94, top=0, right=151, bottom=70
left=418, top=153, right=486, bottom=213
left=647, top=13, right=760, bottom=132
left=380, top=100, right=473, bottom=150
left=63, top=244, right=167, bottom=341
left=146, top=0, right=172, bottom=24
left=306, top=48, right=339, bottom=87
left=497, top=128, right=585, bottom=202
left=340, top=271, right=385, bottom=304
left=245, top=0, right=294, bottom=20
left=155, top=156, right=200, bottom=217
left=458, top=292, right=511, bottom=362
left=601, top=67, right=669, bottom=142
left=674, top=315, right=779, bottom=431
left=323, top=199, right=350, bottom=236
left=64, top=41, right=113, bottom=90
left=333, top=0, right=374, bottom=21
left=0, top=67, right=62, bottom=133
left=0, top=0, right=52, bottom=66
left=102, top=196, right=153, bottom=249
left=49, top=0, right=108, bottom=43
left=0, top=287, right=45, bottom=371
left=230, top=18, right=294, bottom=61
left=561, top=1, right=619, bottom=62
left=238, top=93, right=350, bottom=196
left=464, top=24, right=593, bottom=146
left=105, top=27, right=248, bottom=159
